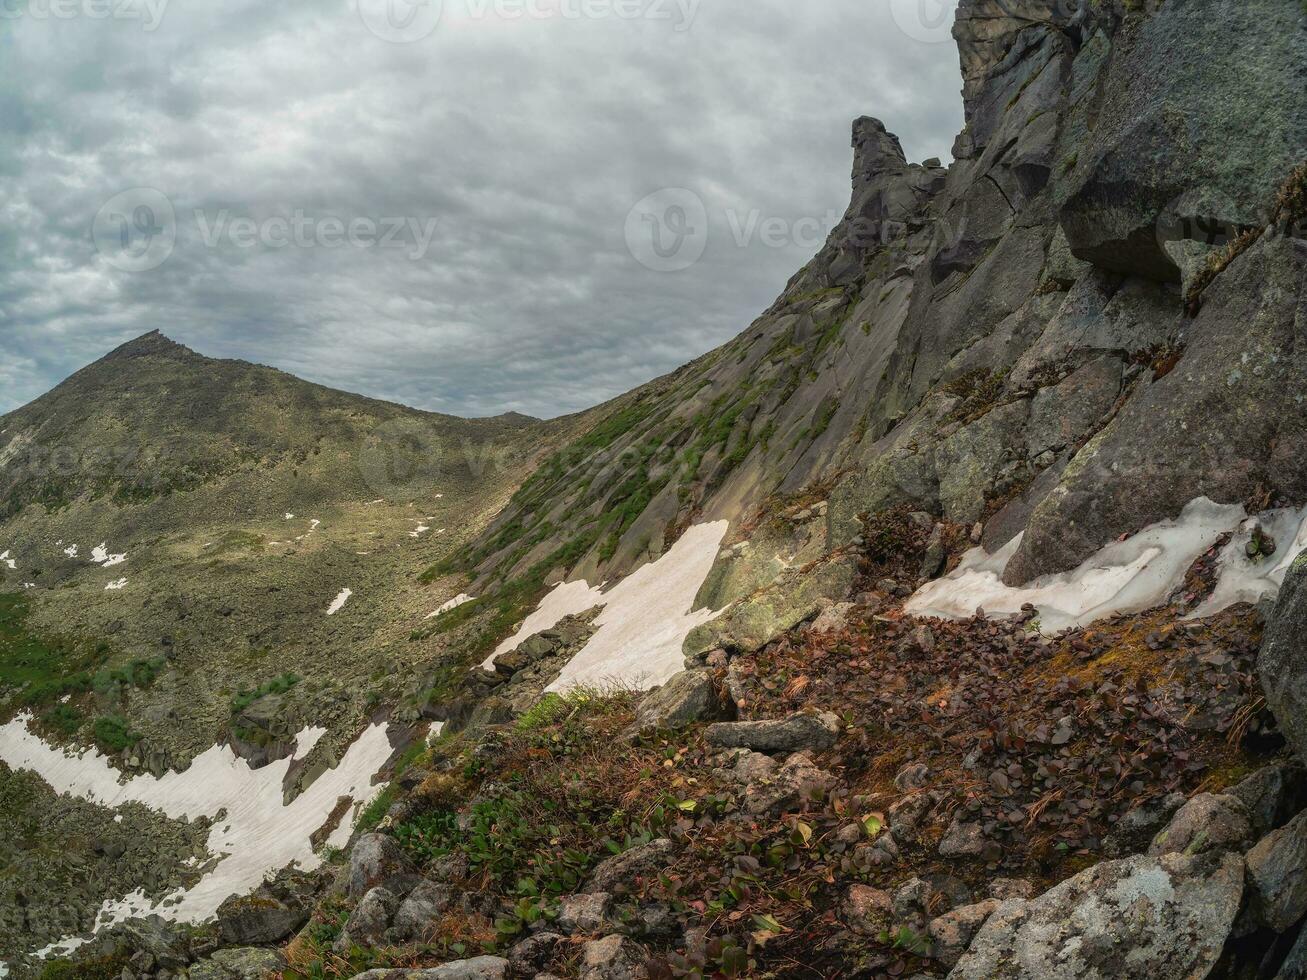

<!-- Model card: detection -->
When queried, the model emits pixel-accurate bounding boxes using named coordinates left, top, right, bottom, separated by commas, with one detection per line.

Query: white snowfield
left=0, top=550, right=15, bottom=571
left=0, top=716, right=393, bottom=952
left=426, top=593, right=475, bottom=620
left=485, top=521, right=729, bottom=693
left=906, top=497, right=1307, bottom=634
left=326, top=588, right=353, bottom=616
left=105, top=578, right=128, bottom=592
left=91, top=543, right=127, bottom=567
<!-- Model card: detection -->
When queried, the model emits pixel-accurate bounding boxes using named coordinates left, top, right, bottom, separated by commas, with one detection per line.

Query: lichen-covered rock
left=1229, top=763, right=1307, bottom=838
left=948, top=851, right=1245, bottom=979
left=938, top=817, right=987, bottom=858
left=1261, top=555, right=1307, bottom=768
left=507, top=932, right=564, bottom=975
left=843, top=885, right=893, bottom=936
left=684, top=558, right=856, bottom=658
left=1246, top=809, right=1307, bottom=933
left=350, top=957, right=510, bottom=980
left=579, top=934, right=649, bottom=980
left=743, top=752, right=836, bottom=816
left=1059, top=0, right=1306, bottom=281
left=704, top=712, right=841, bottom=754
left=187, top=947, right=286, bottom=980
left=629, top=671, right=733, bottom=734
left=392, top=878, right=456, bottom=941
left=929, top=900, right=999, bottom=968
left=559, top=892, right=614, bottom=934
left=348, top=833, right=417, bottom=898
left=1148, top=793, right=1253, bottom=857
left=334, top=886, right=399, bottom=953
left=584, top=839, right=676, bottom=895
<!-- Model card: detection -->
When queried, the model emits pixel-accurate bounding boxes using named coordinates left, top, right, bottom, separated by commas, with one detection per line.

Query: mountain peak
left=103, top=330, right=199, bottom=363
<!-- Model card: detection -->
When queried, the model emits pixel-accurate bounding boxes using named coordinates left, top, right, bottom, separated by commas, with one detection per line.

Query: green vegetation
left=230, top=672, right=301, bottom=713
left=92, top=714, right=141, bottom=753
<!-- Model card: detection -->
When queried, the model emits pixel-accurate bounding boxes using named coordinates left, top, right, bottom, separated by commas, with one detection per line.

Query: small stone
left=743, top=752, right=836, bottom=815
left=334, top=886, right=399, bottom=953
left=559, top=892, right=613, bottom=934
left=987, top=878, right=1035, bottom=901
left=393, top=878, right=456, bottom=941
left=508, top=932, right=564, bottom=975
left=895, top=763, right=931, bottom=791
left=939, top=817, right=986, bottom=857
left=843, top=885, right=893, bottom=936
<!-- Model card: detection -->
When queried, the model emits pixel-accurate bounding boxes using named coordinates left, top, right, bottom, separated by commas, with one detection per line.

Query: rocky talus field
left=3, top=0, right=1307, bottom=978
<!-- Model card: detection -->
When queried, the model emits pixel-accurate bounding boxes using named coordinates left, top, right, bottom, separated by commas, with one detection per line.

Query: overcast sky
left=0, top=0, right=963, bottom=420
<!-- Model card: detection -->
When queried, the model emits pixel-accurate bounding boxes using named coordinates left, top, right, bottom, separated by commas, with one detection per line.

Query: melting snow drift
left=906, top=497, right=1307, bottom=634
left=326, top=588, right=353, bottom=616
left=0, top=716, right=393, bottom=954
left=485, top=521, right=729, bottom=693
left=427, top=594, right=475, bottom=620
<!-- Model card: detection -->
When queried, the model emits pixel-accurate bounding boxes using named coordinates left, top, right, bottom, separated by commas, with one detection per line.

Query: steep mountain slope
left=6, top=0, right=1307, bottom=976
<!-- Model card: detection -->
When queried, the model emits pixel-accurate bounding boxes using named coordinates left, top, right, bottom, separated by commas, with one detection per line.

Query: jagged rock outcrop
left=1260, top=553, right=1307, bottom=765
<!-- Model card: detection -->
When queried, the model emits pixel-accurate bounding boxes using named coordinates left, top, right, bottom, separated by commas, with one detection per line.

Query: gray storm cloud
left=0, top=0, right=962, bottom=418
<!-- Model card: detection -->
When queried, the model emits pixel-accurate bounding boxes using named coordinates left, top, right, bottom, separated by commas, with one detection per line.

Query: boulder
left=629, top=671, right=733, bottom=733
left=938, top=817, right=987, bottom=858
left=348, top=833, right=417, bottom=898
left=559, top=892, right=613, bottom=934
left=1070, top=0, right=1307, bottom=273
left=334, top=886, right=399, bottom=953
left=704, top=712, right=841, bottom=754
left=1229, top=764, right=1307, bottom=838
left=507, top=932, right=564, bottom=975
left=350, top=957, right=510, bottom=980
left=579, top=935, right=649, bottom=980
left=928, top=900, right=999, bottom=967
left=743, top=752, right=836, bottom=816
left=187, top=947, right=286, bottom=980
left=1261, top=555, right=1307, bottom=766
left=584, top=839, right=676, bottom=895
left=214, top=872, right=317, bottom=947
left=949, top=851, right=1245, bottom=979
left=392, top=878, right=456, bottom=941
left=1149, top=793, right=1253, bottom=857
left=842, top=884, right=893, bottom=936
left=1246, top=809, right=1307, bottom=932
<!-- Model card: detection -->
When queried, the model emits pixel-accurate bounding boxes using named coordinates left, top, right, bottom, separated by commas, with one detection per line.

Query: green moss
left=231, top=672, right=301, bottom=713
left=92, top=714, right=141, bottom=753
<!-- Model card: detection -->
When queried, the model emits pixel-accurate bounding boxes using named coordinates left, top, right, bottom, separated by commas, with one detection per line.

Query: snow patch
left=410, top=524, right=431, bottom=538
left=0, top=715, right=393, bottom=947
left=906, top=497, right=1305, bottom=634
left=427, top=594, right=475, bottom=619
left=326, top=588, right=353, bottom=616
left=63, top=545, right=79, bottom=559
left=485, top=521, right=729, bottom=693
left=0, top=550, right=14, bottom=571
left=105, top=579, right=128, bottom=592
left=91, top=543, right=127, bottom=567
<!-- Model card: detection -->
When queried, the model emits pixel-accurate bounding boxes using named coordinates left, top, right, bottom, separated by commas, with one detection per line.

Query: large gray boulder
left=1059, top=0, right=1307, bottom=281
left=629, top=671, right=733, bottom=733
left=1261, top=554, right=1307, bottom=766
left=584, top=839, right=676, bottom=895
left=187, top=948, right=286, bottom=980
left=348, top=833, right=417, bottom=898
left=350, top=958, right=510, bottom=980
left=948, top=851, right=1245, bottom=979
left=704, top=712, right=841, bottom=754
left=1006, top=232, right=1307, bottom=583
left=1246, top=809, right=1307, bottom=933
